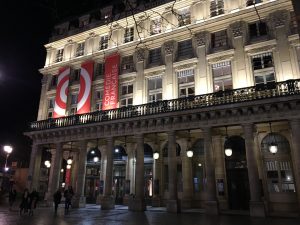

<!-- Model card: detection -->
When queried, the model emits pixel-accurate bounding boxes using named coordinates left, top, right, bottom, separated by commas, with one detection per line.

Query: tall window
left=76, top=42, right=85, bottom=57
left=55, top=49, right=64, bottom=62
left=290, top=11, right=298, bottom=35
left=150, top=18, right=162, bottom=35
left=177, top=69, right=195, bottom=98
left=148, top=76, right=162, bottom=103
left=261, top=133, right=295, bottom=193
left=178, top=8, right=191, bottom=27
left=246, top=0, right=262, bottom=7
left=49, top=75, right=57, bottom=89
left=94, top=63, right=104, bottom=79
left=72, top=69, right=81, bottom=83
left=148, top=48, right=161, bottom=65
left=120, top=83, right=133, bottom=107
left=252, top=52, right=276, bottom=86
left=121, top=56, right=134, bottom=74
left=177, top=39, right=193, bottom=60
left=124, top=27, right=134, bottom=43
left=47, top=98, right=55, bottom=118
left=296, top=47, right=300, bottom=71
left=212, top=61, right=233, bottom=92
left=99, top=35, right=108, bottom=50
left=70, top=94, right=78, bottom=115
left=249, top=21, right=268, bottom=39
left=94, top=90, right=103, bottom=111
left=211, top=30, right=227, bottom=49
left=210, top=0, right=224, bottom=17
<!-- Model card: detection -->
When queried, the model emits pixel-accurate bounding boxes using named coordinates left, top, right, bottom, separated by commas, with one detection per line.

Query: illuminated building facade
left=26, top=0, right=300, bottom=217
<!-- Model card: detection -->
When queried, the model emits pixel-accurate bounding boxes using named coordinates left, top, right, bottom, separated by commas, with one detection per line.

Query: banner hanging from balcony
left=77, top=61, right=94, bottom=114
left=102, top=53, right=120, bottom=110
left=53, top=67, right=70, bottom=118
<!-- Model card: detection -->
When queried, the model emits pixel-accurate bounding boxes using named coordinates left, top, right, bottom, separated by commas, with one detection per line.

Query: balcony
left=29, top=79, right=300, bottom=132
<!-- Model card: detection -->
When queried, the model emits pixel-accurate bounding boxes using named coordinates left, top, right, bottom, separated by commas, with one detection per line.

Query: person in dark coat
left=8, top=188, right=17, bottom=211
left=53, top=189, right=62, bottom=214
left=64, top=186, right=74, bottom=213
left=28, top=189, right=39, bottom=216
left=19, top=188, right=30, bottom=215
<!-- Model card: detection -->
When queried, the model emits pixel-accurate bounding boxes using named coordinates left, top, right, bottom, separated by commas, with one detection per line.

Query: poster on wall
left=102, top=53, right=120, bottom=110
left=77, top=61, right=94, bottom=114
left=53, top=67, right=70, bottom=118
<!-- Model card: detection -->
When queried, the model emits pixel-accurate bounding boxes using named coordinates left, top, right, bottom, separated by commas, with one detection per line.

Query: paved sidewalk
left=0, top=204, right=299, bottom=225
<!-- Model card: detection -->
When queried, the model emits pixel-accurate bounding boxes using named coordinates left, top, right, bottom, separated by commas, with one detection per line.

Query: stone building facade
left=25, top=0, right=300, bottom=217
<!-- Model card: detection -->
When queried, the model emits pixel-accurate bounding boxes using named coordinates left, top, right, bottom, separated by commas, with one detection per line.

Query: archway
left=225, top=136, right=250, bottom=210
left=113, top=145, right=127, bottom=204
left=144, top=143, right=154, bottom=205
left=85, top=147, right=101, bottom=204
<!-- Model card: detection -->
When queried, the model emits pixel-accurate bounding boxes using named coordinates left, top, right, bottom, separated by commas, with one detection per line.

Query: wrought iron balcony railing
left=29, top=79, right=300, bottom=131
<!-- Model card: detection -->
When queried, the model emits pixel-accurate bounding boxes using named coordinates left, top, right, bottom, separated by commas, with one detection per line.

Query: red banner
left=53, top=67, right=70, bottom=118
left=77, top=61, right=94, bottom=114
left=65, top=168, right=71, bottom=186
left=102, top=53, right=120, bottom=110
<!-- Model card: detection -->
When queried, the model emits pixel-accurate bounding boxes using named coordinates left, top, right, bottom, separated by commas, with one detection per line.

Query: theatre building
left=25, top=0, right=300, bottom=217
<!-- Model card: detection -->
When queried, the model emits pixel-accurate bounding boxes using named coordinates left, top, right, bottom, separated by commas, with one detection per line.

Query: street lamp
left=3, top=145, right=13, bottom=171
left=153, top=151, right=159, bottom=160
left=224, top=127, right=233, bottom=157
left=268, top=122, right=278, bottom=155
left=44, top=160, right=51, bottom=168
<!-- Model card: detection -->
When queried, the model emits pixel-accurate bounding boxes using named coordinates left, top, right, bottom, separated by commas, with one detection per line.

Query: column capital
left=134, top=133, right=144, bottom=140
left=202, top=127, right=212, bottom=135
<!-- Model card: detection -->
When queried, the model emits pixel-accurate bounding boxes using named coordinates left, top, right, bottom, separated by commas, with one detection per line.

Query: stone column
left=129, top=134, right=146, bottom=211
left=101, top=137, right=115, bottom=210
left=203, top=127, right=218, bottom=214
left=123, top=144, right=134, bottom=205
left=267, top=10, right=294, bottom=81
left=27, top=144, right=42, bottom=190
left=46, top=143, right=62, bottom=204
left=162, top=41, right=177, bottom=100
left=228, top=21, right=250, bottom=88
left=181, top=138, right=193, bottom=209
left=243, top=123, right=265, bottom=217
left=133, top=49, right=147, bottom=105
left=37, top=76, right=50, bottom=121
left=167, top=131, right=180, bottom=213
left=73, top=140, right=87, bottom=208
left=289, top=119, right=300, bottom=212
left=193, top=31, right=210, bottom=94
left=212, top=135, right=228, bottom=210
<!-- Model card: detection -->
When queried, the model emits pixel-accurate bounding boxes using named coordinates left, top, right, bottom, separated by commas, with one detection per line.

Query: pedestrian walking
left=19, top=188, right=30, bottom=215
left=64, top=186, right=74, bottom=214
left=8, top=188, right=17, bottom=211
left=28, top=188, right=39, bottom=216
left=53, top=189, right=62, bottom=214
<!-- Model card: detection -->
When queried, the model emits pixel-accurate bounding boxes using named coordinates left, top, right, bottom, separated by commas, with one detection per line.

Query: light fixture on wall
left=268, top=122, right=278, bottom=155
left=186, top=130, right=193, bottom=158
left=224, top=126, right=233, bottom=157
left=153, top=133, right=160, bottom=160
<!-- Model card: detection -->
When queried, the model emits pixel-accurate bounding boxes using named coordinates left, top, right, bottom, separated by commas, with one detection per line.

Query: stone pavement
left=0, top=204, right=299, bottom=225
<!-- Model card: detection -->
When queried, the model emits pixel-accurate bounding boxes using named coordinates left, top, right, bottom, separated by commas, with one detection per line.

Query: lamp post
left=3, top=145, right=13, bottom=172
left=224, top=127, right=233, bottom=157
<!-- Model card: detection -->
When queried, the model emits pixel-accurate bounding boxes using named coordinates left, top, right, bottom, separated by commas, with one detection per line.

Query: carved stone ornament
left=136, top=48, right=145, bottom=62
left=146, top=70, right=165, bottom=77
left=163, top=41, right=175, bottom=55
left=208, top=54, right=233, bottom=63
left=247, top=45, right=276, bottom=55
left=268, top=10, right=289, bottom=28
left=230, top=21, right=244, bottom=38
left=174, top=62, right=197, bottom=71
left=194, top=32, right=208, bottom=46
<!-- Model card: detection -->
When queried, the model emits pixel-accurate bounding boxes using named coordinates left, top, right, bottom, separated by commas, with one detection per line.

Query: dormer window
left=124, top=27, right=134, bottom=43
left=76, top=42, right=85, bottom=57
left=178, top=8, right=191, bottom=27
left=55, top=49, right=64, bottom=62
left=210, top=0, right=224, bottom=17
left=99, top=35, right=108, bottom=50
left=150, top=18, right=162, bottom=35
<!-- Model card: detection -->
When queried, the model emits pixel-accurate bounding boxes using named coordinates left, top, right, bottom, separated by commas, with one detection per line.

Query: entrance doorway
left=225, top=136, right=250, bottom=210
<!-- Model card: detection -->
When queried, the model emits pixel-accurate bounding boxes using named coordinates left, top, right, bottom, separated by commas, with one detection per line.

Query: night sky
left=0, top=0, right=112, bottom=167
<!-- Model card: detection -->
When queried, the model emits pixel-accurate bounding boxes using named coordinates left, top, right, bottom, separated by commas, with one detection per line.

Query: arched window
left=191, top=139, right=205, bottom=193
left=113, top=145, right=127, bottom=161
left=162, top=142, right=181, bottom=157
left=261, top=133, right=295, bottom=193
left=86, top=147, right=101, bottom=163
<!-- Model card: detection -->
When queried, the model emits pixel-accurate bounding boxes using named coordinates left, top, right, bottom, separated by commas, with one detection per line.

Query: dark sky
left=0, top=0, right=112, bottom=168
